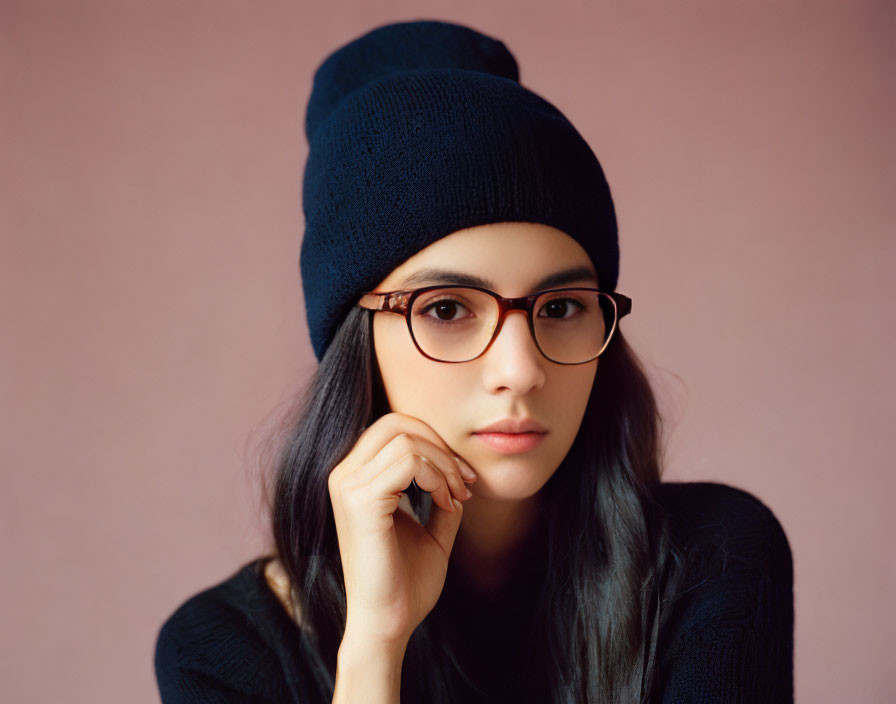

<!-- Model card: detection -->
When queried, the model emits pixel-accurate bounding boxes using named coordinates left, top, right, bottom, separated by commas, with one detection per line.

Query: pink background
left=2, top=1, right=893, bottom=702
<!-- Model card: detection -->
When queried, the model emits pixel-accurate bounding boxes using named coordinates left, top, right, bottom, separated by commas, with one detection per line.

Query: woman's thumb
left=426, top=498, right=464, bottom=555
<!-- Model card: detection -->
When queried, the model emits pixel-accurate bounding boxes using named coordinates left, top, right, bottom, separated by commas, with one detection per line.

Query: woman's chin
left=462, top=463, right=552, bottom=502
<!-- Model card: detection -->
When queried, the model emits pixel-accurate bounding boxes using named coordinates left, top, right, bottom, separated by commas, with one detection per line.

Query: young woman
left=155, top=20, right=794, bottom=703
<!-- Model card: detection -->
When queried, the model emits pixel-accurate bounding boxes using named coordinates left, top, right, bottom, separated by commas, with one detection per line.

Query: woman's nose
left=480, top=310, right=546, bottom=394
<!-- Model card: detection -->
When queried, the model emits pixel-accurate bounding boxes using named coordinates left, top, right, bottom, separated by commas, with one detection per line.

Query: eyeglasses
left=356, top=285, right=632, bottom=364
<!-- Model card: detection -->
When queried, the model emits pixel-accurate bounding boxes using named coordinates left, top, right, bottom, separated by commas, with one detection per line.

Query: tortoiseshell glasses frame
left=355, top=284, right=632, bottom=365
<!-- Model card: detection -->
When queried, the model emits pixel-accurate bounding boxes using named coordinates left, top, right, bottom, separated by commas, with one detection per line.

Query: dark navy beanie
left=300, top=19, right=619, bottom=361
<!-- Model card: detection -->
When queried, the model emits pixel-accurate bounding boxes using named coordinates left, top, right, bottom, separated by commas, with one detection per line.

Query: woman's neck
left=450, top=491, right=543, bottom=596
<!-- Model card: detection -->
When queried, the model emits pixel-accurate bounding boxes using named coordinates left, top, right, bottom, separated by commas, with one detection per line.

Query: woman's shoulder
left=651, top=481, right=795, bottom=699
left=156, top=556, right=301, bottom=630
left=155, top=557, right=275, bottom=657
left=653, top=480, right=791, bottom=554
left=652, top=480, right=794, bottom=636
left=653, top=479, right=780, bottom=515
left=154, top=556, right=308, bottom=701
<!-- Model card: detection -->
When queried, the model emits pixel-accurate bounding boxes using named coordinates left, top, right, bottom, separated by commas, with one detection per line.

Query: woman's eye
left=420, top=299, right=468, bottom=321
left=538, top=298, right=583, bottom=319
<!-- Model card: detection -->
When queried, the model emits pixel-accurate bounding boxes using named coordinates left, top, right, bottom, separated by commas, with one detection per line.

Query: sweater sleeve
left=657, top=483, right=795, bottom=703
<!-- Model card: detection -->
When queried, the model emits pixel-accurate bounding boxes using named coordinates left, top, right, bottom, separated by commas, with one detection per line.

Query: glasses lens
left=532, top=290, right=614, bottom=363
left=409, top=288, right=617, bottom=363
left=410, top=288, right=498, bottom=362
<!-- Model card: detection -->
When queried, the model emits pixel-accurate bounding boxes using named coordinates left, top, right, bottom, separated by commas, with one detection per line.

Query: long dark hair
left=261, top=304, right=690, bottom=703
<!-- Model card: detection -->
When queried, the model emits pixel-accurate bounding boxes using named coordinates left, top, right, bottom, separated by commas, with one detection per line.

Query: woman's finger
left=350, top=431, right=475, bottom=503
left=365, top=450, right=457, bottom=512
left=336, top=413, right=474, bottom=482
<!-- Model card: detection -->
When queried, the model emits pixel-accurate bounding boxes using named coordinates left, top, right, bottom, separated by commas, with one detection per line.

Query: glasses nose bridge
left=490, top=293, right=537, bottom=342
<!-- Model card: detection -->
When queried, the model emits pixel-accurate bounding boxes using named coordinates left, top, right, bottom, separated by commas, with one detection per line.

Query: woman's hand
left=328, top=412, right=477, bottom=649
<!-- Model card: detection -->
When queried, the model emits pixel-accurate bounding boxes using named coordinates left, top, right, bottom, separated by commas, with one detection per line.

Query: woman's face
left=371, top=222, right=599, bottom=501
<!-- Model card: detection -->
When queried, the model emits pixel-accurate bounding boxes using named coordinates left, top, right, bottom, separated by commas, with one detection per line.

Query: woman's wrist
left=338, top=626, right=410, bottom=665
left=334, top=631, right=408, bottom=704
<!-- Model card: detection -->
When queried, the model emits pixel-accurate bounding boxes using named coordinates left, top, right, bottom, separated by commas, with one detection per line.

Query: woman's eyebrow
left=398, top=265, right=598, bottom=291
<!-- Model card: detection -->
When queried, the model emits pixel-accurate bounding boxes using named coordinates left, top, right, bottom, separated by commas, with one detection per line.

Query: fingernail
left=463, top=487, right=473, bottom=499
left=454, top=456, right=477, bottom=480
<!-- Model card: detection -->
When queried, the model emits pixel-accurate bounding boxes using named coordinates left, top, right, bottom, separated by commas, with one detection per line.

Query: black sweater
left=154, top=482, right=794, bottom=702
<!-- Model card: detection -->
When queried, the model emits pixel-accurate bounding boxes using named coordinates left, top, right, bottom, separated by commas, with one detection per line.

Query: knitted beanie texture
left=300, top=20, right=619, bottom=361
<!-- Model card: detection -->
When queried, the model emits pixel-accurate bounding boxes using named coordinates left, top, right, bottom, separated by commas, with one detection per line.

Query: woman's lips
left=472, top=431, right=546, bottom=454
